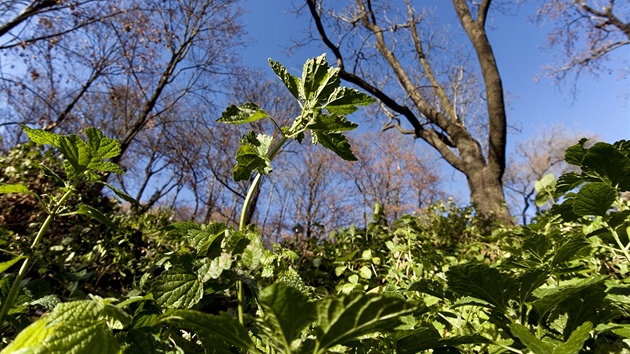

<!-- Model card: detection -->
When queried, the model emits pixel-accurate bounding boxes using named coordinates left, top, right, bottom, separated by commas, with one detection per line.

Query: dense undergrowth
left=0, top=55, right=628, bottom=353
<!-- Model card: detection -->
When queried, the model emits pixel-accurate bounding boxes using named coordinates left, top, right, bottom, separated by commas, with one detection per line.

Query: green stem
left=236, top=135, right=289, bottom=326
left=607, top=222, right=630, bottom=263
left=0, top=187, right=74, bottom=328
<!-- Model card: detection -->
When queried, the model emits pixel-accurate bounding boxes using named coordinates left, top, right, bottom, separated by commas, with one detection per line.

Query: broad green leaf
left=510, top=323, right=554, bottom=353
left=195, top=253, right=232, bottom=282
left=269, top=58, right=301, bottom=100
left=0, top=256, right=26, bottom=273
left=313, top=131, right=357, bottom=161
left=313, top=293, right=418, bottom=354
left=554, top=321, right=593, bottom=354
left=40, top=164, right=65, bottom=186
left=90, top=161, right=125, bottom=174
left=517, top=269, right=550, bottom=304
left=74, top=204, right=118, bottom=230
left=306, top=112, right=358, bottom=132
left=301, top=54, right=336, bottom=101
left=151, top=267, right=203, bottom=309
left=59, top=134, right=91, bottom=177
left=551, top=236, right=590, bottom=266
left=158, top=310, right=257, bottom=352
left=0, top=318, right=56, bottom=353
left=556, top=282, right=607, bottom=339
left=85, top=127, right=121, bottom=159
left=555, top=172, right=584, bottom=194
left=572, top=182, right=617, bottom=217
left=397, top=326, right=492, bottom=353
left=0, top=183, right=30, bottom=194
left=217, top=103, right=270, bottom=125
left=532, top=276, right=606, bottom=318
left=564, top=138, right=588, bottom=167
left=522, top=233, right=553, bottom=264
left=241, top=234, right=263, bottom=270
left=42, top=320, right=121, bottom=354
left=46, top=300, right=102, bottom=325
left=324, top=87, right=376, bottom=115
left=22, top=125, right=61, bottom=147
left=233, top=132, right=272, bottom=181
left=581, top=142, right=630, bottom=191
left=446, top=264, right=517, bottom=312
left=257, top=283, right=316, bottom=351
left=186, top=224, right=225, bottom=255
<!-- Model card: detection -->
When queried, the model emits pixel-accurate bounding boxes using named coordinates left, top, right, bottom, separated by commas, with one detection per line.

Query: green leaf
left=313, top=131, right=357, bottom=161
left=186, top=224, right=226, bottom=255
left=532, top=276, right=606, bottom=318
left=307, top=112, right=358, bottom=132
left=564, top=138, right=588, bottom=167
left=233, top=132, right=272, bottom=181
left=120, top=329, right=177, bottom=354
left=555, top=172, right=584, bottom=194
left=269, top=58, right=301, bottom=100
left=397, top=326, right=491, bottom=353
left=217, top=103, right=270, bottom=125
left=0, top=256, right=26, bottom=273
left=85, top=127, right=121, bottom=159
left=581, top=142, right=630, bottom=191
left=151, top=267, right=203, bottom=309
left=22, top=125, right=61, bottom=147
left=555, top=321, right=593, bottom=354
left=301, top=54, right=338, bottom=102
left=158, top=310, right=257, bottom=352
left=257, top=283, right=316, bottom=351
left=0, top=317, right=55, bottom=353
left=100, top=182, right=138, bottom=205
left=517, top=269, right=550, bottom=304
left=510, top=323, right=554, bottom=353
left=572, top=182, right=617, bottom=217
left=446, top=264, right=517, bottom=312
left=43, top=320, right=122, bottom=354
left=556, top=282, right=606, bottom=339
left=195, top=253, right=232, bottom=282
left=74, top=204, right=118, bottom=230
left=0, top=183, right=30, bottom=194
left=551, top=236, right=590, bottom=266
left=313, top=293, right=418, bottom=354
left=324, top=87, right=376, bottom=115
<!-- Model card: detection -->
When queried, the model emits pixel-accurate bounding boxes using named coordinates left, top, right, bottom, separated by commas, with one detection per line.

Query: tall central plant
left=217, top=54, right=375, bottom=231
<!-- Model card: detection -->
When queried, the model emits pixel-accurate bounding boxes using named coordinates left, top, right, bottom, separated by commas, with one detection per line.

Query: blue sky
left=239, top=0, right=629, bottom=201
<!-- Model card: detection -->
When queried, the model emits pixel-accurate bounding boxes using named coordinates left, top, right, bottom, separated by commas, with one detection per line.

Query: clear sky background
left=239, top=0, right=629, bottom=202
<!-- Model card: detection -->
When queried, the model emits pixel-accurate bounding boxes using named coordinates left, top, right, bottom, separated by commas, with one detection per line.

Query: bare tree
left=301, top=0, right=513, bottom=222
left=346, top=131, right=443, bottom=222
left=535, top=0, right=630, bottom=80
left=503, top=124, right=597, bottom=223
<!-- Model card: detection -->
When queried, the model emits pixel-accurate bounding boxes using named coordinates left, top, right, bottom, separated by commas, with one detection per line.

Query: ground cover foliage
left=0, top=55, right=629, bottom=353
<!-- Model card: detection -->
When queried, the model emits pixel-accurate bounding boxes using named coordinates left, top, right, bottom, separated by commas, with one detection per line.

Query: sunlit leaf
left=301, top=54, right=336, bottom=101
left=85, top=127, right=121, bottom=159
left=0, top=183, right=29, bottom=194
left=532, top=276, right=606, bottom=318
left=269, top=58, right=301, bottom=100
left=22, top=125, right=61, bottom=147
left=218, top=103, right=270, bottom=125
left=307, top=112, right=358, bottom=132
left=0, top=256, right=26, bottom=273
left=151, top=267, right=203, bottom=309
left=324, top=87, right=376, bottom=115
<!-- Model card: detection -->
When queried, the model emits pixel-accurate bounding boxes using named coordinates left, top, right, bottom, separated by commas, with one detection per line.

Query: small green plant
left=0, top=126, right=136, bottom=334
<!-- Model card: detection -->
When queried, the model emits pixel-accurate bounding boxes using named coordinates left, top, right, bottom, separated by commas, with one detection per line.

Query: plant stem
left=0, top=187, right=74, bottom=328
left=236, top=135, right=289, bottom=325
left=607, top=222, right=630, bottom=263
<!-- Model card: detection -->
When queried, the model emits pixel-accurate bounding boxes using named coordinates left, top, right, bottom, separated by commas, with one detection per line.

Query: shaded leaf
left=75, top=204, right=118, bottom=230
left=313, top=131, right=357, bottom=161
left=307, top=112, right=358, bottom=132
left=397, top=326, right=491, bottom=354
left=532, top=276, right=606, bottom=318
left=257, top=283, right=316, bottom=351
left=158, top=310, right=257, bottom=352
left=510, top=323, right=554, bottom=353
left=581, top=142, right=630, bottom=191
left=572, top=182, right=617, bottom=217
left=313, top=293, right=419, bottom=353
left=446, top=264, right=517, bottom=312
